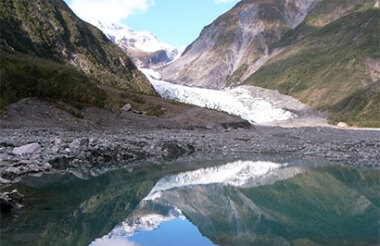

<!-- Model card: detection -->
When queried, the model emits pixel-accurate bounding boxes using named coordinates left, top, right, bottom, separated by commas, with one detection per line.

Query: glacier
left=141, top=69, right=306, bottom=124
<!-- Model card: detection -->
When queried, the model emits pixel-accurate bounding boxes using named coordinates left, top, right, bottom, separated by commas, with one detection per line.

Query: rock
left=49, top=156, right=72, bottom=170
left=7, top=190, right=24, bottom=204
left=41, top=163, right=52, bottom=171
left=133, top=110, right=142, bottom=115
left=161, top=141, right=194, bottom=161
left=122, top=104, right=132, bottom=112
left=0, top=190, right=24, bottom=214
left=0, top=141, right=15, bottom=147
left=68, top=138, right=88, bottom=151
left=0, top=177, right=11, bottom=184
left=12, top=143, right=41, bottom=156
left=337, top=122, right=349, bottom=128
left=79, top=138, right=89, bottom=147
left=1, top=167, right=21, bottom=180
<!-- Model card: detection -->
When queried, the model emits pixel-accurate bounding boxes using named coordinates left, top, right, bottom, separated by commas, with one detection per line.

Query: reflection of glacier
left=141, top=69, right=308, bottom=124
left=90, top=160, right=304, bottom=245
left=144, top=160, right=302, bottom=201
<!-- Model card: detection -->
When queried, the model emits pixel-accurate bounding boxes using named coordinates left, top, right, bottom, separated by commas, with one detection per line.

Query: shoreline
left=1, top=124, right=379, bottom=186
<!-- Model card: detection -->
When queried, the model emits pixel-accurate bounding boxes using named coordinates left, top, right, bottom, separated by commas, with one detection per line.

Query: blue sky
left=64, top=0, right=240, bottom=48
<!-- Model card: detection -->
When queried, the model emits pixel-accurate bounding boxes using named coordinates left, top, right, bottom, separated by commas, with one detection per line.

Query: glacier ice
left=141, top=69, right=298, bottom=124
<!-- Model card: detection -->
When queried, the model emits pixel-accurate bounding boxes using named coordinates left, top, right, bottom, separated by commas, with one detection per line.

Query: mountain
left=92, top=21, right=183, bottom=69
left=161, top=0, right=318, bottom=88
left=243, top=0, right=380, bottom=127
left=0, top=0, right=155, bottom=109
left=161, top=0, right=380, bottom=127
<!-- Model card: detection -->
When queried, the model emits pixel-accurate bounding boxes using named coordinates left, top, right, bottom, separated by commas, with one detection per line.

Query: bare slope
left=161, top=0, right=318, bottom=88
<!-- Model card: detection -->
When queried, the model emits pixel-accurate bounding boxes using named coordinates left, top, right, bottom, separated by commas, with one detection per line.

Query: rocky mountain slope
left=161, top=0, right=380, bottom=127
left=92, top=21, right=182, bottom=69
left=0, top=0, right=155, bottom=99
left=161, top=0, right=319, bottom=88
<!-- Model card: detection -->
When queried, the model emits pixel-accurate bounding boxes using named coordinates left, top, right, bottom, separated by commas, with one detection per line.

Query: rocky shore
left=1, top=125, right=379, bottom=187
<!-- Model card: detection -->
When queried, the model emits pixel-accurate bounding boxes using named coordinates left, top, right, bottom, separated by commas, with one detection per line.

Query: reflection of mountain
left=108, top=165, right=380, bottom=246
left=1, top=166, right=164, bottom=246
left=2, top=162, right=379, bottom=246
left=183, top=166, right=380, bottom=246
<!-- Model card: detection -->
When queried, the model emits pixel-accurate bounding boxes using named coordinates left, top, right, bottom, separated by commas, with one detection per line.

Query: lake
left=1, top=157, right=379, bottom=246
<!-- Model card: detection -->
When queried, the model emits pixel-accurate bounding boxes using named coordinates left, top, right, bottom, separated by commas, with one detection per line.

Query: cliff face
left=0, top=0, right=155, bottom=94
left=161, top=0, right=318, bottom=89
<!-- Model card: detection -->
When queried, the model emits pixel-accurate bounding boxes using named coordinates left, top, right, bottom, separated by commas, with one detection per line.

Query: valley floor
left=0, top=97, right=379, bottom=186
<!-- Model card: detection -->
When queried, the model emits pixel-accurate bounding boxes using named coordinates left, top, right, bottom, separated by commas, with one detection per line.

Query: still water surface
left=1, top=157, right=379, bottom=246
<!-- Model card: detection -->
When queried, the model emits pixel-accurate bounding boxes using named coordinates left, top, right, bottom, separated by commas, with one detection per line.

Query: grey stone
left=122, top=104, right=132, bottom=112
left=12, top=143, right=40, bottom=156
left=2, top=167, right=21, bottom=180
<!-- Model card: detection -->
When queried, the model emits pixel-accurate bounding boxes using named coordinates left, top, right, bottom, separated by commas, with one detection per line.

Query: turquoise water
left=1, top=158, right=379, bottom=246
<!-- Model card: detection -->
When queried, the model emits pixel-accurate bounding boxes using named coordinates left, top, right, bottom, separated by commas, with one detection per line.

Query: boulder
left=122, top=104, right=132, bottom=112
left=1, top=167, right=21, bottom=180
left=12, top=143, right=40, bottom=156
left=0, top=190, right=24, bottom=214
left=337, top=122, right=349, bottom=128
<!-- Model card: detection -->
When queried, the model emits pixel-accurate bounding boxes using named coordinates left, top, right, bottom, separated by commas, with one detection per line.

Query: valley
left=0, top=0, right=379, bottom=245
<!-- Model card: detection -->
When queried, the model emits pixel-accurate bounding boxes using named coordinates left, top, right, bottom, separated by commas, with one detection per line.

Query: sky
left=64, top=0, right=240, bottom=48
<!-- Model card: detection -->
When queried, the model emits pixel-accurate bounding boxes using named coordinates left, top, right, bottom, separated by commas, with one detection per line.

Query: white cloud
left=69, top=0, right=154, bottom=23
left=214, top=0, right=238, bottom=4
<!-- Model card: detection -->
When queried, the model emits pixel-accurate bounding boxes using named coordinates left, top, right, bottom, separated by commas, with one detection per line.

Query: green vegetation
left=243, top=5, right=380, bottom=127
left=329, top=83, right=380, bottom=127
left=0, top=49, right=107, bottom=109
left=146, top=105, right=165, bottom=117
left=0, top=0, right=155, bottom=95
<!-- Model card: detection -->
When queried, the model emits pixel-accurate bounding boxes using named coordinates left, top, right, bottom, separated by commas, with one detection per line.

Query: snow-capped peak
left=88, top=19, right=183, bottom=68
left=90, top=20, right=178, bottom=55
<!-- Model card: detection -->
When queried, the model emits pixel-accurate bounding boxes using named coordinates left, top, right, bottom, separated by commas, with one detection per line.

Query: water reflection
left=1, top=159, right=379, bottom=246
left=94, top=161, right=380, bottom=246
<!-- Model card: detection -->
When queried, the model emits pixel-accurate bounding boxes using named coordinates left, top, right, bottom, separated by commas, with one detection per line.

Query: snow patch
left=142, top=69, right=296, bottom=124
